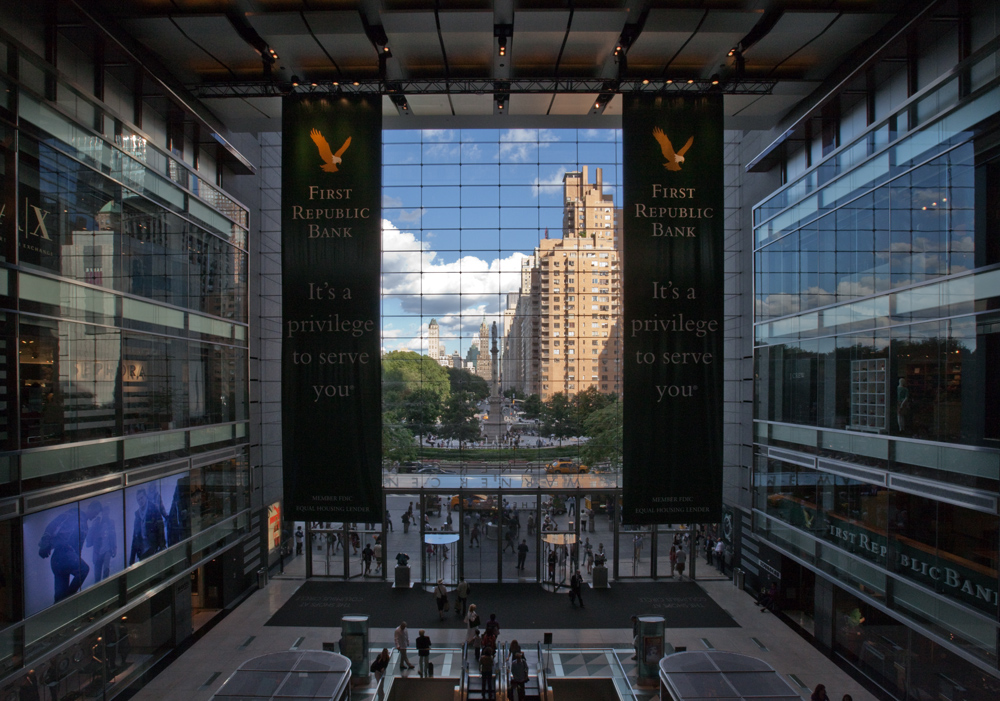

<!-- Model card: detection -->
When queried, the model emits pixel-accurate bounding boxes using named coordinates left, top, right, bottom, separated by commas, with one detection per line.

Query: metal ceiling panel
left=248, top=12, right=376, bottom=78
left=509, top=93, right=556, bottom=115
left=744, top=12, right=841, bottom=66
left=405, top=93, right=456, bottom=116
left=449, top=93, right=494, bottom=115
left=119, top=18, right=201, bottom=75
left=626, top=9, right=707, bottom=72
left=160, top=15, right=259, bottom=77
left=558, top=11, right=627, bottom=72
left=731, top=93, right=804, bottom=118
left=438, top=11, right=494, bottom=74
left=512, top=10, right=571, bottom=73
left=794, top=14, right=895, bottom=80
left=383, top=12, right=446, bottom=71
left=549, top=93, right=600, bottom=115
left=200, top=96, right=282, bottom=132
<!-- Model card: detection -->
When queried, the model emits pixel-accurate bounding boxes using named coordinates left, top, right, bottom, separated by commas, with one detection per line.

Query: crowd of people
left=377, top=589, right=542, bottom=699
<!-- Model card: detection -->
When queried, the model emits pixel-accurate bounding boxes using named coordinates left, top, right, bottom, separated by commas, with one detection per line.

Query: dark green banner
left=622, top=94, right=724, bottom=524
left=281, top=94, right=382, bottom=521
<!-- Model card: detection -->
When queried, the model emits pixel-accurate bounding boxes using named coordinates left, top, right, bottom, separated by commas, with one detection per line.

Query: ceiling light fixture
left=291, top=75, right=300, bottom=87
left=494, top=24, right=513, bottom=60
left=590, top=93, right=613, bottom=116
left=391, top=94, right=410, bottom=116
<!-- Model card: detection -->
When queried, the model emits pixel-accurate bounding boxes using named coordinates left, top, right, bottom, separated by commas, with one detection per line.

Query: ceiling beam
left=190, top=78, right=776, bottom=99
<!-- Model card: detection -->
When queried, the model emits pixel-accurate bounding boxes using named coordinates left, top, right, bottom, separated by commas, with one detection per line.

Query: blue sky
left=380, top=128, right=622, bottom=358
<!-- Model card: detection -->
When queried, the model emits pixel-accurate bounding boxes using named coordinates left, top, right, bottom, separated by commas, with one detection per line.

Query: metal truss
left=189, top=78, right=776, bottom=99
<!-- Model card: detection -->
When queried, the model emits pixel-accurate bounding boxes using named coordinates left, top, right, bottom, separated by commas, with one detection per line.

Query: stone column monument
left=482, top=322, right=505, bottom=442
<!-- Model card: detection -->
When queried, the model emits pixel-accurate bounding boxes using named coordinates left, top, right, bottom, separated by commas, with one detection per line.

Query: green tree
left=438, top=391, right=481, bottom=444
left=580, top=399, right=622, bottom=469
left=521, top=393, right=543, bottom=420
left=447, top=366, right=489, bottom=401
left=574, top=387, right=616, bottom=425
left=382, top=410, right=417, bottom=463
left=402, top=387, right=443, bottom=438
left=503, top=387, right=526, bottom=401
left=382, top=350, right=450, bottom=415
left=541, top=392, right=580, bottom=438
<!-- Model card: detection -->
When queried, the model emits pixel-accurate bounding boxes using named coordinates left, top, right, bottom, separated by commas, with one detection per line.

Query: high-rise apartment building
left=507, top=167, right=622, bottom=400
left=426, top=318, right=447, bottom=366
left=475, top=320, right=493, bottom=382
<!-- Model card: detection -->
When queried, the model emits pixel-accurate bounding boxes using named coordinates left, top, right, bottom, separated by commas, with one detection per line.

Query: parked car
left=545, top=459, right=589, bottom=474
left=417, top=465, right=448, bottom=474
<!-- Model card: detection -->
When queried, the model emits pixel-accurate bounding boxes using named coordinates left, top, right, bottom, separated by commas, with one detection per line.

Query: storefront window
left=17, top=137, right=122, bottom=283
left=189, top=455, right=248, bottom=536
left=890, top=317, right=973, bottom=443
left=761, top=456, right=998, bottom=621
left=19, top=317, right=120, bottom=447
left=833, top=587, right=997, bottom=700
left=887, top=490, right=998, bottom=616
left=756, top=314, right=983, bottom=447
left=122, top=333, right=188, bottom=435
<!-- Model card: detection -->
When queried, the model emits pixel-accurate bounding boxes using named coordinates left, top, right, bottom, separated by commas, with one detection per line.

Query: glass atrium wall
left=751, top=9, right=1000, bottom=695
left=0, top=18, right=253, bottom=698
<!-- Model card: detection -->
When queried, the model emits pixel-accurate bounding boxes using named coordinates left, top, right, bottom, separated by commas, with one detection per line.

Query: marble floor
left=130, top=560, right=876, bottom=701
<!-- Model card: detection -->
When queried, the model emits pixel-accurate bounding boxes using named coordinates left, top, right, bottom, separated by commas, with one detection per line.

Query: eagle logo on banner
left=652, top=127, right=693, bottom=171
left=310, top=129, right=352, bottom=173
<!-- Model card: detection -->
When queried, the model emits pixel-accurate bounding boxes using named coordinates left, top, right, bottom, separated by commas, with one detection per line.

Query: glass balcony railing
left=753, top=40, right=1000, bottom=248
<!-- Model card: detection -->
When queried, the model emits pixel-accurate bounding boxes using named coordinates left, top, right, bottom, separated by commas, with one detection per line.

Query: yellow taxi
left=545, top=459, right=589, bottom=474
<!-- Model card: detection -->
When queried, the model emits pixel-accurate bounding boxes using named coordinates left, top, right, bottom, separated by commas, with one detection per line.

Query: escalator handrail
left=536, top=640, right=549, bottom=701
left=498, top=641, right=508, bottom=700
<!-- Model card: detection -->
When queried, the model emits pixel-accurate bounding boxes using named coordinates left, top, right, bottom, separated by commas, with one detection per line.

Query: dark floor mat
left=265, top=580, right=738, bottom=630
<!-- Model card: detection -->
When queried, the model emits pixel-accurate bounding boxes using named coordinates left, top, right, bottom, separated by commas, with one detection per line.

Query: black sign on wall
left=281, top=95, right=382, bottom=521
left=622, top=94, right=724, bottom=524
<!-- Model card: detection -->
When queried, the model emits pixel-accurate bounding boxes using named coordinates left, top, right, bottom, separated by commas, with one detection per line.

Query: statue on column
left=490, top=322, right=499, bottom=397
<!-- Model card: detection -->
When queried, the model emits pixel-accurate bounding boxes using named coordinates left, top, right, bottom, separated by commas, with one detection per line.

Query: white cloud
left=394, top=208, right=425, bottom=223
left=423, top=142, right=461, bottom=160
left=582, top=129, right=616, bottom=141
left=421, top=129, right=456, bottom=142
left=381, top=220, right=530, bottom=347
left=531, top=166, right=570, bottom=198
left=499, top=129, right=559, bottom=163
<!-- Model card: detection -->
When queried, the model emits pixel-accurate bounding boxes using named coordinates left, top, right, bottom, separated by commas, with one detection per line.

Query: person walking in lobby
left=434, top=579, right=449, bottom=621
left=455, top=577, right=470, bottom=616
left=394, top=621, right=414, bottom=670
left=415, top=629, right=431, bottom=677
left=570, top=569, right=585, bottom=607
